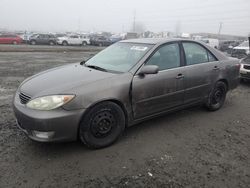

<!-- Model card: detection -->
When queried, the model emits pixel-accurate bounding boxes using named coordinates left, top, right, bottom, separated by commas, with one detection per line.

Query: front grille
left=243, top=65, right=250, bottom=70
left=19, top=92, right=31, bottom=104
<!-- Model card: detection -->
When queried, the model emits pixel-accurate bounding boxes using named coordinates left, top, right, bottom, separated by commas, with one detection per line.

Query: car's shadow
left=21, top=105, right=206, bottom=157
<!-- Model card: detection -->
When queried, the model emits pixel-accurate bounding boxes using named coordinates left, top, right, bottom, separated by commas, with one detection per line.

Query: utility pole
left=248, top=33, right=250, bottom=50
left=218, top=22, right=223, bottom=38
left=133, top=10, right=136, bottom=32
left=78, top=17, right=81, bottom=33
left=122, top=24, right=124, bottom=33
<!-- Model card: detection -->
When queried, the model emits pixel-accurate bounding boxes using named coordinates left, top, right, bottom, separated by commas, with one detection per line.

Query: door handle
left=213, top=66, right=220, bottom=70
left=176, top=74, right=184, bottom=79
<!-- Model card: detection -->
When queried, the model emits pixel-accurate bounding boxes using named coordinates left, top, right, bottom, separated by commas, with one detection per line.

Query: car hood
left=19, top=63, right=116, bottom=97
left=233, top=46, right=249, bottom=50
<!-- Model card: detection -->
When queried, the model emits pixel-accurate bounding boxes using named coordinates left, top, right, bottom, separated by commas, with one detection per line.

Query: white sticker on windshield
left=130, top=46, right=148, bottom=51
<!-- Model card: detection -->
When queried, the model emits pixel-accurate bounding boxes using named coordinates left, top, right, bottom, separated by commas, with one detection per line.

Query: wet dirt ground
left=0, top=45, right=250, bottom=188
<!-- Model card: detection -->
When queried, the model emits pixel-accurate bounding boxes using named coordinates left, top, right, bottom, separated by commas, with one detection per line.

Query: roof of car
left=120, top=38, right=182, bottom=45
left=120, top=38, right=229, bottom=61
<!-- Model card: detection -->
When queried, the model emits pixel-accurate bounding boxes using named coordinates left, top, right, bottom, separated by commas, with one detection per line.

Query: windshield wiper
left=84, top=64, right=108, bottom=72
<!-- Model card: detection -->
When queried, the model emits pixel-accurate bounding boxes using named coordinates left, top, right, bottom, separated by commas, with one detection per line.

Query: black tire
left=79, top=102, right=125, bottom=149
left=206, top=81, right=227, bottom=111
left=30, top=40, right=36, bottom=45
left=49, top=41, right=55, bottom=45
left=98, top=43, right=103, bottom=47
left=62, top=41, right=68, bottom=46
left=82, top=41, right=87, bottom=46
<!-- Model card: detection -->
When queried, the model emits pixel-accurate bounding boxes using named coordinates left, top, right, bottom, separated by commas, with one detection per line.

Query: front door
left=132, top=42, right=185, bottom=119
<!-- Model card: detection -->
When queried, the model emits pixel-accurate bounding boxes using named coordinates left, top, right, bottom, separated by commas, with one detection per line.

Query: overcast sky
left=0, top=0, right=250, bottom=36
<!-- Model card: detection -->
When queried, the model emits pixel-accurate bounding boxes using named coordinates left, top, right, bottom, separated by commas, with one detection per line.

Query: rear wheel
left=49, top=41, right=55, bottom=45
left=62, top=41, right=68, bottom=46
left=30, top=40, right=36, bottom=45
left=82, top=41, right=87, bottom=46
left=98, top=43, right=103, bottom=47
left=206, top=81, right=227, bottom=111
left=79, top=102, right=125, bottom=149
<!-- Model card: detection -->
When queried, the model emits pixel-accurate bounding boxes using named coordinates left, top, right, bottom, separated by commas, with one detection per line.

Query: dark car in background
left=109, top=35, right=123, bottom=44
left=0, top=34, right=22, bottom=44
left=231, top=41, right=250, bottom=59
left=13, top=38, right=240, bottom=149
left=29, top=34, right=58, bottom=45
left=90, top=36, right=112, bottom=46
left=219, top=40, right=240, bottom=53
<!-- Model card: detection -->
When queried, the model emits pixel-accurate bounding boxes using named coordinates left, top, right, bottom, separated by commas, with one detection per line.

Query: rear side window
left=208, top=52, right=217, bottom=62
left=183, top=42, right=208, bottom=65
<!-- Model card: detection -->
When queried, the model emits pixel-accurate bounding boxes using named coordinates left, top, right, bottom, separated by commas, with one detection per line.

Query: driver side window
left=146, top=43, right=180, bottom=71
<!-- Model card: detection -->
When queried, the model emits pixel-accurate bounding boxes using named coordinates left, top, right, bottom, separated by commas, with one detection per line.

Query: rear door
left=132, top=42, right=185, bottom=119
left=75, top=36, right=82, bottom=45
left=37, top=35, right=45, bottom=44
left=182, top=42, right=220, bottom=104
left=0, top=35, right=3, bottom=44
left=0, top=35, right=7, bottom=44
left=44, top=35, right=50, bottom=44
left=69, top=35, right=80, bottom=45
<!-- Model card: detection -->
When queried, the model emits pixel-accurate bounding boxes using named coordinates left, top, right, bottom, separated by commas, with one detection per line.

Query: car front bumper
left=13, top=94, right=85, bottom=142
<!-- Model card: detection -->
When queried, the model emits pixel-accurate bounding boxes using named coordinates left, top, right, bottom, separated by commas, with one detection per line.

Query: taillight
left=235, top=63, right=241, bottom=70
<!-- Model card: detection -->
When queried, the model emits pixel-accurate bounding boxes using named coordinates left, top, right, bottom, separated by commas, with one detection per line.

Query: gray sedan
left=13, top=38, right=240, bottom=149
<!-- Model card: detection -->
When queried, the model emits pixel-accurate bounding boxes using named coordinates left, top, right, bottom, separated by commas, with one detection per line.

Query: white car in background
left=239, top=56, right=250, bottom=81
left=231, top=41, right=250, bottom=59
left=57, top=35, right=90, bottom=46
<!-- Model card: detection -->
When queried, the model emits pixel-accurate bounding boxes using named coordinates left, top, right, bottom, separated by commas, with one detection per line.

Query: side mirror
left=138, top=65, right=159, bottom=76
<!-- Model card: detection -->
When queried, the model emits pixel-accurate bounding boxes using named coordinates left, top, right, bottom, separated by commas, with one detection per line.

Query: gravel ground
left=0, top=46, right=250, bottom=188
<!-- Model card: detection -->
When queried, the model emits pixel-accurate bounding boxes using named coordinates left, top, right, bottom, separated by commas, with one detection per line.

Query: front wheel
left=62, top=41, right=68, bottom=46
left=79, top=102, right=125, bottom=149
left=30, top=40, right=36, bottom=45
left=206, top=81, right=227, bottom=111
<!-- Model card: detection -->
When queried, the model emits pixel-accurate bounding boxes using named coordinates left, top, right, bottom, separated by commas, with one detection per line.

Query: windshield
left=85, top=42, right=153, bottom=73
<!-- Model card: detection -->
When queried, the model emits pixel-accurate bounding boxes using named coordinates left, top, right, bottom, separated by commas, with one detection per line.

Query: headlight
left=26, top=95, right=75, bottom=110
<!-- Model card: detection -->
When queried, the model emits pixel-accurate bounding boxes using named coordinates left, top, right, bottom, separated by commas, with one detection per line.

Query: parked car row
left=0, top=32, right=124, bottom=46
